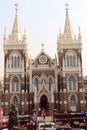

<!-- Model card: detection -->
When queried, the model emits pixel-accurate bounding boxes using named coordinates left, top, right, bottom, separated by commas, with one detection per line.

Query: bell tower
left=3, top=4, right=29, bottom=114
left=57, top=4, right=85, bottom=112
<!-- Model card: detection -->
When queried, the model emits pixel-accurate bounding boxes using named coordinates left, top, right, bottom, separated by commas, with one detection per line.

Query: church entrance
left=40, top=95, right=48, bottom=111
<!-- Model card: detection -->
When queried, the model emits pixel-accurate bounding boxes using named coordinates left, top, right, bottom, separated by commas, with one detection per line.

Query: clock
left=39, top=55, right=47, bottom=64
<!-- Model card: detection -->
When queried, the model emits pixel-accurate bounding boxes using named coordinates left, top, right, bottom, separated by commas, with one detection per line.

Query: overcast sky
left=0, top=0, right=87, bottom=77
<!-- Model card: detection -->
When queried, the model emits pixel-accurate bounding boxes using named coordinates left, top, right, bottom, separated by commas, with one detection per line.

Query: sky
left=0, top=0, right=87, bottom=77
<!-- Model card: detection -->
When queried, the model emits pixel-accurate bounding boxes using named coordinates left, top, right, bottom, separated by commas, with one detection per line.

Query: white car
left=38, top=122, right=56, bottom=130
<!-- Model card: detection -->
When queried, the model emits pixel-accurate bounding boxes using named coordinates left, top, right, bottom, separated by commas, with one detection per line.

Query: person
left=42, top=109, right=46, bottom=120
left=38, top=107, right=41, bottom=116
left=27, top=120, right=34, bottom=130
left=31, top=113, right=38, bottom=130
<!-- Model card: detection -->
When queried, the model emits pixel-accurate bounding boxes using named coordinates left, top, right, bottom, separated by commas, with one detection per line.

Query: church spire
left=63, top=4, right=74, bottom=40
left=11, top=4, right=22, bottom=41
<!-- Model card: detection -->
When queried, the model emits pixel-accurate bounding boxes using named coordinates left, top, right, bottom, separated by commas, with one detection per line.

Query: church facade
left=3, top=5, right=85, bottom=115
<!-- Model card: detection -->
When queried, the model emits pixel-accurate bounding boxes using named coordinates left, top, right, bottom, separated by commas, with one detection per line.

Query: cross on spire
left=15, top=4, right=18, bottom=14
left=65, top=3, right=69, bottom=13
left=41, top=43, right=44, bottom=51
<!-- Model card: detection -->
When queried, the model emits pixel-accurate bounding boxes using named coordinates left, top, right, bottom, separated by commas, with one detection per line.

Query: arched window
left=18, top=56, right=20, bottom=67
left=67, top=55, right=69, bottom=66
left=68, top=75, right=77, bottom=91
left=35, top=61, right=38, bottom=67
left=42, top=79, right=46, bottom=84
left=35, top=78, right=38, bottom=91
left=10, top=52, right=21, bottom=68
left=14, top=57, right=16, bottom=67
left=70, top=95, right=76, bottom=106
left=48, top=60, right=51, bottom=67
left=41, top=74, right=47, bottom=84
left=73, top=56, right=75, bottom=66
left=13, top=96, right=18, bottom=109
left=70, top=95, right=76, bottom=111
left=49, top=78, right=52, bottom=91
left=11, top=76, right=20, bottom=92
left=12, top=57, right=14, bottom=67
left=66, top=51, right=77, bottom=67
left=70, top=56, right=72, bottom=66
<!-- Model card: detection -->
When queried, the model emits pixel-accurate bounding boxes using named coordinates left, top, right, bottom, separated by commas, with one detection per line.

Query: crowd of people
left=20, top=108, right=46, bottom=130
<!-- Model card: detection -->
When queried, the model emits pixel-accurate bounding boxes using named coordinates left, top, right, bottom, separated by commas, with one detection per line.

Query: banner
left=0, top=108, right=3, bottom=117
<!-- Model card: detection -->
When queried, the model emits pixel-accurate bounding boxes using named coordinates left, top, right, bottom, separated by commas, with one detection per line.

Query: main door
left=40, top=95, right=48, bottom=110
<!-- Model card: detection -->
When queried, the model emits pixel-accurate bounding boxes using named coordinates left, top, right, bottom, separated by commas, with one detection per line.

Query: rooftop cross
left=41, top=43, right=44, bottom=51
left=65, top=3, right=69, bottom=13
left=15, top=4, right=18, bottom=14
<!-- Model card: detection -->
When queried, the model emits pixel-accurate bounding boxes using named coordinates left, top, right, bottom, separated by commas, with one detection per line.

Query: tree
left=8, top=104, right=19, bottom=130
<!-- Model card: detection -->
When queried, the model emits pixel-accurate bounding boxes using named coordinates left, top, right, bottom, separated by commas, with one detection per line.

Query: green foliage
left=8, top=104, right=19, bottom=130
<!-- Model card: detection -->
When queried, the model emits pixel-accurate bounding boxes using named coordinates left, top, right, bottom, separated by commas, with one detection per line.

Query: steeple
left=11, top=4, right=22, bottom=41
left=63, top=4, right=74, bottom=40
left=78, top=26, right=82, bottom=42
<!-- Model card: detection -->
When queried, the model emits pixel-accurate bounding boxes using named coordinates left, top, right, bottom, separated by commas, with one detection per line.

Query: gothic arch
left=68, top=93, right=78, bottom=101
left=38, top=88, right=50, bottom=103
left=67, top=74, right=78, bottom=92
left=40, top=94, right=49, bottom=110
left=9, top=51, right=22, bottom=68
left=9, top=50, right=21, bottom=58
left=65, top=50, right=77, bottom=67
left=33, top=75, right=39, bottom=83
left=10, top=95, right=20, bottom=107
left=68, top=94, right=78, bottom=112
left=48, top=75, right=54, bottom=82
left=40, top=74, right=47, bottom=84
left=65, top=50, right=77, bottom=56
left=10, top=75, right=20, bottom=93
left=33, top=75, right=40, bottom=92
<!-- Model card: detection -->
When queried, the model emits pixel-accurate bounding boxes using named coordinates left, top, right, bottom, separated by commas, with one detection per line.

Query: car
left=38, top=122, right=56, bottom=130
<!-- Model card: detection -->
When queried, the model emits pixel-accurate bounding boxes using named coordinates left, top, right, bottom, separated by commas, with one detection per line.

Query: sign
left=0, top=108, right=3, bottom=117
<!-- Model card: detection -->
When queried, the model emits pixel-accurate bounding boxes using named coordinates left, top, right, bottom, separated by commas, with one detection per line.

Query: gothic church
left=3, top=5, right=85, bottom=115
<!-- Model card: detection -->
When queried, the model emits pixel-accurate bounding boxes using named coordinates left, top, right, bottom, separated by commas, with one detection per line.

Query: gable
left=32, top=51, right=55, bottom=66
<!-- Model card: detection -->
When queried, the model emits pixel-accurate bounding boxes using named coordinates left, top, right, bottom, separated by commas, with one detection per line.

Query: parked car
left=38, top=122, right=56, bottom=130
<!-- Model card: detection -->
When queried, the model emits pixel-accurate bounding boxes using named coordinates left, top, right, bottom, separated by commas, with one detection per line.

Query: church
left=3, top=4, right=85, bottom=115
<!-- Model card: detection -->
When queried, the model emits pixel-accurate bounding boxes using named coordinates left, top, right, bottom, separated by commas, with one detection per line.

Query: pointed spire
left=55, top=54, right=57, bottom=65
left=78, top=26, right=82, bottom=42
left=59, top=28, right=62, bottom=39
left=78, top=26, right=81, bottom=37
left=4, top=27, right=7, bottom=39
left=24, top=29, right=26, bottom=39
left=3, top=27, right=7, bottom=44
left=64, top=4, right=74, bottom=40
left=11, top=4, right=22, bottom=41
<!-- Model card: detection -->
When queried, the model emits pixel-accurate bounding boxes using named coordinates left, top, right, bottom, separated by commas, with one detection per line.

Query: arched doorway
left=40, top=95, right=48, bottom=110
